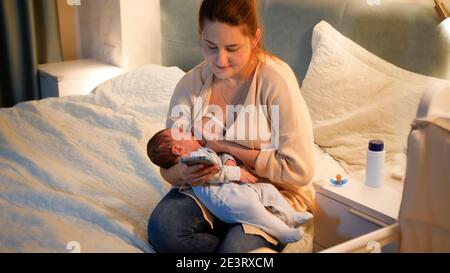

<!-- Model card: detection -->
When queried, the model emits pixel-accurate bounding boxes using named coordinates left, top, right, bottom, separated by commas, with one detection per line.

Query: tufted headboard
left=160, top=0, right=450, bottom=82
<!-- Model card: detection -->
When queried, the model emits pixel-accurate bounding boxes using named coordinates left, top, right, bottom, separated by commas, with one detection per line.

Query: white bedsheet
left=0, top=64, right=346, bottom=252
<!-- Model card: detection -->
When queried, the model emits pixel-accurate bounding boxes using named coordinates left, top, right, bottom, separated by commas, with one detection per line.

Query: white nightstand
left=313, top=170, right=404, bottom=252
left=38, top=59, right=125, bottom=98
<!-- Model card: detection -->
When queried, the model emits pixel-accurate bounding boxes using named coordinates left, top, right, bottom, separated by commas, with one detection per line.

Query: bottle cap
left=368, top=140, right=384, bottom=152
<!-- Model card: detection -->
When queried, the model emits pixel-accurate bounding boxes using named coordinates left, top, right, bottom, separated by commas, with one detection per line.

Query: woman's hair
left=198, top=0, right=265, bottom=55
left=147, top=129, right=179, bottom=169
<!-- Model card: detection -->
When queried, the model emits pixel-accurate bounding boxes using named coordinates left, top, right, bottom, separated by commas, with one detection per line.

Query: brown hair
left=198, top=0, right=266, bottom=55
left=147, top=129, right=179, bottom=169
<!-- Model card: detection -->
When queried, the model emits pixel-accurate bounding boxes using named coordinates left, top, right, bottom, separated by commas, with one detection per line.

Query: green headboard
left=161, top=0, right=450, bottom=81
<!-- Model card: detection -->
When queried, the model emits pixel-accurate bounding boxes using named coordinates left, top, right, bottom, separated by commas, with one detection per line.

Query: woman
left=148, top=0, right=315, bottom=253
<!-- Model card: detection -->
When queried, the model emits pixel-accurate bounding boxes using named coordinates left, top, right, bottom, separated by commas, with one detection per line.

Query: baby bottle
left=365, top=140, right=385, bottom=188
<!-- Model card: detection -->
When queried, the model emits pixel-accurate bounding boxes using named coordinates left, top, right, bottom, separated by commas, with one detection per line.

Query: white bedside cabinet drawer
left=314, top=192, right=387, bottom=248
left=39, top=71, right=59, bottom=98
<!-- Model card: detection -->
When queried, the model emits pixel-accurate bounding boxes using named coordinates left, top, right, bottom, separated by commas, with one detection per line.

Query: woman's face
left=201, top=20, right=256, bottom=80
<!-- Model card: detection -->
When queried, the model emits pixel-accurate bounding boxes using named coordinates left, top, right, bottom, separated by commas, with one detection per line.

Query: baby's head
left=147, top=128, right=202, bottom=169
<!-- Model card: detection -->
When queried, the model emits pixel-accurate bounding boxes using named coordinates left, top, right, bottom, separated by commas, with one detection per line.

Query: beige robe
left=166, top=56, right=316, bottom=244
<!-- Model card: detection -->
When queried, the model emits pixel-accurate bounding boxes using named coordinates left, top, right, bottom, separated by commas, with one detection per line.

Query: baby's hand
left=224, top=159, right=237, bottom=166
left=240, top=168, right=257, bottom=184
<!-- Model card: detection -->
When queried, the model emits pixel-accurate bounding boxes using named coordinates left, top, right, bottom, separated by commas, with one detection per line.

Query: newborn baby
left=147, top=128, right=313, bottom=244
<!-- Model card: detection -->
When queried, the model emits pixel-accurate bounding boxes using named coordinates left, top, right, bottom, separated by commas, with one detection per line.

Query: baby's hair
left=147, top=129, right=179, bottom=169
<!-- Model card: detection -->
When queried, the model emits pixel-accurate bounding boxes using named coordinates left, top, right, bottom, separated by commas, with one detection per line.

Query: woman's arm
left=205, top=140, right=260, bottom=169
left=159, top=165, right=182, bottom=186
left=162, top=66, right=223, bottom=186
left=159, top=161, right=220, bottom=186
left=251, top=69, right=315, bottom=186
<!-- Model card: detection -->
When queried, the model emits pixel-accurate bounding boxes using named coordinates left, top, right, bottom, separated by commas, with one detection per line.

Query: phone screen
left=181, top=156, right=216, bottom=166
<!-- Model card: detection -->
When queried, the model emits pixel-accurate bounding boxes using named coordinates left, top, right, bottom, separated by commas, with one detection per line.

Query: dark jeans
left=148, top=189, right=285, bottom=253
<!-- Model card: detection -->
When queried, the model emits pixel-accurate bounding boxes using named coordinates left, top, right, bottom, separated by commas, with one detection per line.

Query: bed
left=1, top=0, right=449, bottom=252
left=0, top=66, right=184, bottom=252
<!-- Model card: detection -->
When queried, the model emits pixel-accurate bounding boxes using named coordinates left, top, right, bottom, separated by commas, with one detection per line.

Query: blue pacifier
left=329, top=174, right=347, bottom=187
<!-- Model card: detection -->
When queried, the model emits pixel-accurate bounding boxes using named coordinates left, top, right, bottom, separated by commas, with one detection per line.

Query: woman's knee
left=218, top=225, right=276, bottom=253
left=147, top=190, right=218, bottom=252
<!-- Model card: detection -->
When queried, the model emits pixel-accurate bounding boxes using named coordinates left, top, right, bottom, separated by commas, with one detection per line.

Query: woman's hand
left=174, top=161, right=220, bottom=186
left=239, top=168, right=257, bottom=184
left=224, top=159, right=237, bottom=166
left=204, top=139, right=226, bottom=153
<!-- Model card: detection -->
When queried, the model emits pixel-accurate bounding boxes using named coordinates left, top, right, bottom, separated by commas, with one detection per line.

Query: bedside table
left=313, top=170, right=404, bottom=252
left=38, top=59, right=124, bottom=98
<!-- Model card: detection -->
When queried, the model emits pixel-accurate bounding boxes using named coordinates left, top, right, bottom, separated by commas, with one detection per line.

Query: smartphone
left=180, top=156, right=218, bottom=167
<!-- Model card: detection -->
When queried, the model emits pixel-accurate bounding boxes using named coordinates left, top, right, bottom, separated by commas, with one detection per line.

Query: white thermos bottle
left=365, top=140, right=385, bottom=188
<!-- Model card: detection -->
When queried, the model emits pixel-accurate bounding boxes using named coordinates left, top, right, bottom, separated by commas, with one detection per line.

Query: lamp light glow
left=438, top=17, right=450, bottom=40
left=435, top=0, right=450, bottom=21
left=66, top=0, right=81, bottom=6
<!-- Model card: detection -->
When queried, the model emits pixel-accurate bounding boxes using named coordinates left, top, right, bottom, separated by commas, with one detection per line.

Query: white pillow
left=301, top=21, right=450, bottom=172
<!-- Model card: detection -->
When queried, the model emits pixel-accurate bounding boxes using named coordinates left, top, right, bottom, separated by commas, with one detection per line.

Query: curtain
left=0, top=0, right=62, bottom=108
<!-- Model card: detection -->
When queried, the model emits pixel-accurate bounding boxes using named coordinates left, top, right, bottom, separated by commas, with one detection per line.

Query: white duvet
left=0, top=65, right=185, bottom=252
left=0, top=65, right=345, bottom=253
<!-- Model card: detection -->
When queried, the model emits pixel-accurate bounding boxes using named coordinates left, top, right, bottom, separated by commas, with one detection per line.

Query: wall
left=120, top=0, right=161, bottom=68
left=74, top=0, right=161, bottom=68
left=58, top=0, right=447, bottom=70
left=56, top=0, right=81, bottom=60
left=78, top=0, right=123, bottom=66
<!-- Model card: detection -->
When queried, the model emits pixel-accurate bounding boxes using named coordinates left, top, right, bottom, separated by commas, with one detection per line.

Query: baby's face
left=168, top=129, right=202, bottom=155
